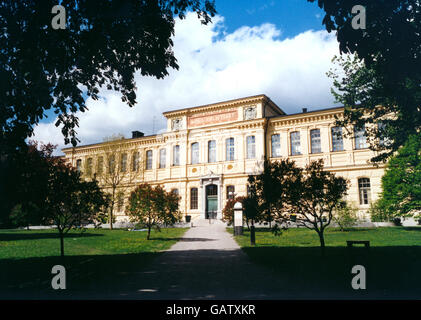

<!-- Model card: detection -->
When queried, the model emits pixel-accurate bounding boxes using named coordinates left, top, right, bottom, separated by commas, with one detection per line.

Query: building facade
left=62, top=95, right=385, bottom=222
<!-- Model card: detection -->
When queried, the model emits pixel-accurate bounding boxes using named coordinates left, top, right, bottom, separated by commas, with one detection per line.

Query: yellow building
left=62, top=94, right=385, bottom=222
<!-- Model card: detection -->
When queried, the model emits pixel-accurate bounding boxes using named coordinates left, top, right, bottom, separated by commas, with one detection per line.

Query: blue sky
left=35, top=1, right=341, bottom=152
left=215, top=0, right=325, bottom=39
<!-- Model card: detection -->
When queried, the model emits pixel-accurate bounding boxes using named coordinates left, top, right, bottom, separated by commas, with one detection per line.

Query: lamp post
left=233, top=201, right=243, bottom=236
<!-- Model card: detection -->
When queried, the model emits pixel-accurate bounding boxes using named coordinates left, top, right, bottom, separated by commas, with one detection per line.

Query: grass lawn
left=230, top=227, right=421, bottom=299
left=0, top=227, right=187, bottom=298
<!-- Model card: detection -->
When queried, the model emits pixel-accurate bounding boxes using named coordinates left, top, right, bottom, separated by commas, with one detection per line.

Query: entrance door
left=205, top=184, right=218, bottom=219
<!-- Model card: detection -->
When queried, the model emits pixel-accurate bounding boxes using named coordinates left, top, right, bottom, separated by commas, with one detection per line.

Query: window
left=227, top=186, right=235, bottom=199
left=354, top=125, right=368, bottom=149
left=208, top=140, right=216, bottom=163
left=271, top=134, right=281, bottom=157
left=290, top=131, right=301, bottom=155
left=331, top=127, right=344, bottom=151
left=247, top=136, right=256, bottom=159
left=132, top=152, right=140, bottom=172
left=76, top=159, right=82, bottom=172
left=173, top=145, right=180, bottom=166
left=310, top=129, right=321, bottom=154
left=190, top=188, right=198, bottom=209
left=146, top=150, right=153, bottom=170
left=226, top=137, right=235, bottom=161
left=358, top=178, right=371, bottom=205
left=86, top=158, right=93, bottom=176
left=191, top=142, right=199, bottom=164
left=97, top=156, right=103, bottom=175
left=120, top=153, right=127, bottom=172
left=159, top=148, right=166, bottom=168
left=108, top=155, right=115, bottom=174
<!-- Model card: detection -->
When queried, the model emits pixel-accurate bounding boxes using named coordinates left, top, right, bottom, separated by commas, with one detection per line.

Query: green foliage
left=248, top=159, right=301, bottom=225
left=332, top=202, right=360, bottom=231
left=368, top=200, right=391, bottom=222
left=377, top=133, right=421, bottom=218
left=126, top=184, right=181, bottom=240
left=0, top=0, right=216, bottom=153
left=311, top=1, right=421, bottom=163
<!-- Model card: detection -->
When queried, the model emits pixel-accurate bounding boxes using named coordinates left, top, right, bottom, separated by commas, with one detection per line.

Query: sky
left=33, top=1, right=342, bottom=155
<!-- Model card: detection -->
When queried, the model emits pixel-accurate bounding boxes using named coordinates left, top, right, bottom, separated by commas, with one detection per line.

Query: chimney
left=132, top=131, right=144, bottom=138
left=302, top=108, right=308, bottom=113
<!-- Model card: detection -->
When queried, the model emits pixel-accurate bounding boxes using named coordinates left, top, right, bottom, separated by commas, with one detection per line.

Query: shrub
left=333, top=202, right=360, bottom=231
left=369, top=200, right=392, bottom=222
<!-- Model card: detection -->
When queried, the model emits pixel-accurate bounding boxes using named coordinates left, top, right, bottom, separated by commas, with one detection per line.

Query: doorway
left=205, top=184, right=218, bottom=219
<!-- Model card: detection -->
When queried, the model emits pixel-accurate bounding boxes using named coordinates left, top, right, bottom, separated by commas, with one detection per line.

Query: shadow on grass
left=240, top=245, right=421, bottom=298
left=0, top=232, right=103, bottom=241
left=0, top=252, right=160, bottom=299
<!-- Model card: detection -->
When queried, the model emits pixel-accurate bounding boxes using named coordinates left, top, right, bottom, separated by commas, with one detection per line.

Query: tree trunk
left=147, top=226, right=151, bottom=240
left=59, top=231, right=65, bottom=257
left=318, top=231, right=325, bottom=256
left=250, top=220, right=256, bottom=246
left=110, top=188, right=115, bottom=230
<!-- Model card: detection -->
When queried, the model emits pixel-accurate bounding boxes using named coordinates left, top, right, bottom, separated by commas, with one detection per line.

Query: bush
left=332, top=202, right=360, bottom=231
left=369, top=200, right=392, bottom=222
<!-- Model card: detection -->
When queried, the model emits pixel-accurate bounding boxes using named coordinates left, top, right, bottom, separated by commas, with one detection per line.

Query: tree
left=376, top=133, right=421, bottom=219
left=93, top=134, right=140, bottom=229
left=0, top=0, right=216, bottom=154
left=327, top=54, right=419, bottom=162
left=41, top=154, right=109, bottom=257
left=0, top=141, right=55, bottom=228
left=126, top=183, right=181, bottom=240
left=289, top=160, right=349, bottom=252
left=248, top=159, right=302, bottom=227
left=310, top=0, right=421, bottom=162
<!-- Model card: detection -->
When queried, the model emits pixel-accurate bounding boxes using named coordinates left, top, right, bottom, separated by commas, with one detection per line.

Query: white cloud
left=32, top=12, right=340, bottom=155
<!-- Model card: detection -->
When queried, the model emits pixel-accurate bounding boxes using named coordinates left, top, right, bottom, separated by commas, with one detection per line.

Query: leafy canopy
left=310, top=0, right=421, bottom=162
left=0, top=0, right=216, bottom=150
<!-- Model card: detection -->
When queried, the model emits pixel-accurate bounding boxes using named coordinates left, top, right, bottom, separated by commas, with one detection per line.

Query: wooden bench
left=347, top=240, right=370, bottom=248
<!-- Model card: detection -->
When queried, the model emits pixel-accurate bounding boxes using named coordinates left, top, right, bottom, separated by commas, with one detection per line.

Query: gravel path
left=110, top=220, right=292, bottom=300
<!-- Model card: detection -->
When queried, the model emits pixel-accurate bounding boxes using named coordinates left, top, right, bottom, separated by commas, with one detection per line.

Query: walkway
left=110, top=219, right=292, bottom=299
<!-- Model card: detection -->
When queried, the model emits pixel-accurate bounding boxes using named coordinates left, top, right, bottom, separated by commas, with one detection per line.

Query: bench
left=347, top=240, right=370, bottom=248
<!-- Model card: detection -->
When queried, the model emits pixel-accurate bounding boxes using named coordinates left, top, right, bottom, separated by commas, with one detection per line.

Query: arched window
left=76, top=159, right=82, bottom=172
left=331, top=127, right=344, bottom=151
left=358, top=178, right=371, bottom=205
left=227, top=185, right=235, bottom=199
left=271, top=134, right=280, bottom=157
left=310, top=129, right=321, bottom=154
left=146, top=150, right=153, bottom=170
left=191, top=142, right=199, bottom=164
left=86, top=158, right=93, bottom=176
left=208, top=140, right=216, bottom=163
left=120, top=153, right=127, bottom=172
left=173, top=145, right=180, bottom=166
left=246, top=136, right=256, bottom=159
left=290, top=131, right=301, bottom=155
left=226, top=137, right=235, bottom=161
left=159, top=148, right=166, bottom=168
left=354, top=125, right=368, bottom=149
left=132, top=152, right=140, bottom=171
left=190, top=188, right=198, bottom=209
